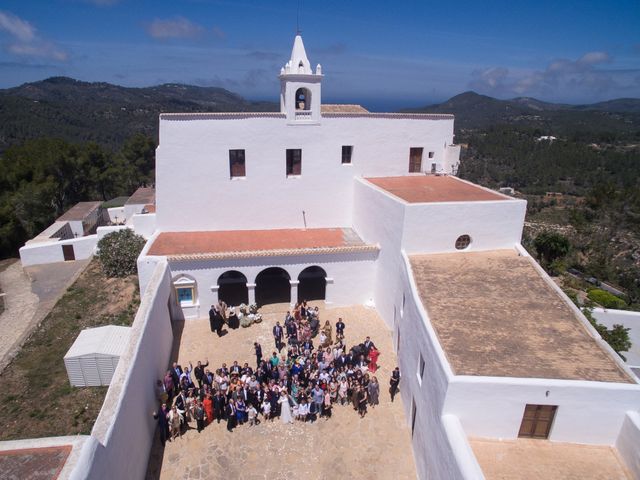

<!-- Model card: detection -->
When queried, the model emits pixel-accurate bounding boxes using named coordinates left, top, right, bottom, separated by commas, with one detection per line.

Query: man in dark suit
left=254, top=342, right=262, bottom=367
left=336, top=318, right=345, bottom=339
left=226, top=399, right=237, bottom=432
left=273, top=322, right=284, bottom=351
left=213, top=391, right=226, bottom=423
left=389, top=367, right=401, bottom=402
left=363, top=336, right=376, bottom=353
left=170, top=362, right=182, bottom=388
left=193, top=359, right=209, bottom=388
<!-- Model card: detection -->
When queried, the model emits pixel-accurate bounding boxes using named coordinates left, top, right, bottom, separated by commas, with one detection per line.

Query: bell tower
left=279, top=34, right=323, bottom=124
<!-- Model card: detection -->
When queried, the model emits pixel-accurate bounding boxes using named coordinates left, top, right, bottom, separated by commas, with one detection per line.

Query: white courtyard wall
left=402, top=199, right=526, bottom=254
left=444, top=377, right=640, bottom=445
left=96, top=225, right=130, bottom=242
left=166, top=250, right=377, bottom=319
left=393, top=252, right=468, bottom=479
left=124, top=203, right=146, bottom=223
left=132, top=213, right=157, bottom=239
left=156, top=115, right=455, bottom=232
left=616, top=411, right=640, bottom=478
left=71, top=260, right=173, bottom=480
left=107, top=206, right=125, bottom=223
left=352, top=177, right=406, bottom=328
left=68, top=220, right=84, bottom=238
left=19, top=235, right=97, bottom=266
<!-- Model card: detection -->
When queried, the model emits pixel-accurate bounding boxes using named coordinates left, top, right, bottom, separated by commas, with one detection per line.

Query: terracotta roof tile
left=366, top=176, right=509, bottom=203
left=148, top=228, right=376, bottom=259
left=321, top=104, right=369, bottom=113
left=56, top=202, right=102, bottom=222
left=126, top=187, right=155, bottom=205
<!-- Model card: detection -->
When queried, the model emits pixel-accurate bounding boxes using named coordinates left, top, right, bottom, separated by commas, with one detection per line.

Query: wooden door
left=409, top=147, right=423, bottom=173
left=62, top=244, right=75, bottom=261
left=518, top=404, right=557, bottom=439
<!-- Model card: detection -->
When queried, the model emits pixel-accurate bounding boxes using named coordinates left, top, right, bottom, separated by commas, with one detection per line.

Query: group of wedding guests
left=153, top=302, right=399, bottom=444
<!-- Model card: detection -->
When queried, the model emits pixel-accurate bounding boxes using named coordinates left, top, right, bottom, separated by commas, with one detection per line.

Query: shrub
left=533, top=231, right=570, bottom=265
left=96, top=229, right=146, bottom=277
left=587, top=288, right=627, bottom=309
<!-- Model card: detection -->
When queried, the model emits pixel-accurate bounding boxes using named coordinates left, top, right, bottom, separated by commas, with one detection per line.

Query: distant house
left=537, top=135, right=557, bottom=142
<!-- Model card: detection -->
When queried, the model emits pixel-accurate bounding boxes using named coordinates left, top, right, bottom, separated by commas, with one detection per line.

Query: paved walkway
left=147, top=304, right=416, bottom=480
left=0, top=259, right=89, bottom=372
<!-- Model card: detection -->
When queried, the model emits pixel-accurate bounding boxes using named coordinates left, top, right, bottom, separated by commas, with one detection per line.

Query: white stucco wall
left=96, top=225, right=131, bottom=242
left=19, top=235, right=97, bottom=267
left=592, top=308, right=640, bottom=367
left=352, top=176, right=406, bottom=328
left=156, top=114, right=456, bottom=232
left=124, top=203, right=146, bottom=224
left=165, top=250, right=377, bottom=319
left=107, top=206, right=125, bottom=223
left=445, top=377, right=640, bottom=445
left=394, top=251, right=468, bottom=479
left=70, top=260, right=173, bottom=480
left=616, top=411, right=640, bottom=478
left=132, top=213, right=157, bottom=239
left=68, top=220, right=84, bottom=238
left=402, top=199, right=526, bottom=254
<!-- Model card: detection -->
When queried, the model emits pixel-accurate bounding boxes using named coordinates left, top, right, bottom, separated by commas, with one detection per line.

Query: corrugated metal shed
left=64, top=325, right=131, bottom=387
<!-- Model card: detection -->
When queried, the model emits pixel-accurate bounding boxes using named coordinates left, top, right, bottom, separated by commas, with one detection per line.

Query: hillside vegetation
left=0, top=77, right=277, bottom=151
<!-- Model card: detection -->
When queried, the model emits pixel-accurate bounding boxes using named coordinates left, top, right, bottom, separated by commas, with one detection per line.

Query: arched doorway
left=255, top=267, right=291, bottom=306
left=217, top=271, right=248, bottom=306
left=297, top=266, right=326, bottom=302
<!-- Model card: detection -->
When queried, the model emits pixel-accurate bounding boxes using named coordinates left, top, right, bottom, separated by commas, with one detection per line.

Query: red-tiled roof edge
left=164, top=244, right=379, bottom=261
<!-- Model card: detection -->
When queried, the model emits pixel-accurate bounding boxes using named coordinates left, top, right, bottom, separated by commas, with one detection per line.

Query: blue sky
left=0, top=0, right=639, bottom=108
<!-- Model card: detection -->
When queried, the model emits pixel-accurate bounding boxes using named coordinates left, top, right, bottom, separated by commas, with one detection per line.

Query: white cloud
left=0, top=10, right=68, bottom=61
left=468, top=51, right=628, bottom=100
left=146, top=17, right=205, bottom=40
left=0, top=11, right=36, bottom=42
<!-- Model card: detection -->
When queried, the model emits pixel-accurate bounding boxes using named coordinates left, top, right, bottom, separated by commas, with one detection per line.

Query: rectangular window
left=176, top=287, right=194, bottom=305
left=286, top=149, right=302, bottom=176
left=229, top=149, right=246, bottom=178
left=518, top=404, right=557, bottom=439
left=342, top=145, right=353, bottom=164
left=409, top=147, right=423, bottom=173
left=417, top=352, right=425, bottom=384
left=428, top=151, right=434, bottom=159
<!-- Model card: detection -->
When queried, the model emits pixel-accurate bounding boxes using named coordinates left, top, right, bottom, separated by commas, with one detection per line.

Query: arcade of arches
left=216, top=265, right=328, bottom=307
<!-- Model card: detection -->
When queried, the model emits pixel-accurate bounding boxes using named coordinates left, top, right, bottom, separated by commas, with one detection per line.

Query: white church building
left=34, top=35, right=640, bottom=479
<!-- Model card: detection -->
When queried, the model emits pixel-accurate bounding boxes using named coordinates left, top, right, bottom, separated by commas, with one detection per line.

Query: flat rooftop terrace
left=365, top=175, right=509, bottom=203
left=409, top=250, right=633, bottom=383
left=470, top=438, right=632, bottom=480
left=148, top=227, right=376, bottom=260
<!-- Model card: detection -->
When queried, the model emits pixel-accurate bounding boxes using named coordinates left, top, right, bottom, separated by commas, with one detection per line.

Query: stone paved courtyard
left=146, top=303, right=416, bottom=480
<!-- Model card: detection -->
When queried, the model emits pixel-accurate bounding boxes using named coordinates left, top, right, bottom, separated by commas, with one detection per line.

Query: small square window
left=428, top=151, right=434, bottom=159
left=229, top=149, right=246, bottom=178
left=176, top=287, right=194, bottom=305
left=342, top=145, right=353, bottom=164
left=286, top=149, right=302, bottom=176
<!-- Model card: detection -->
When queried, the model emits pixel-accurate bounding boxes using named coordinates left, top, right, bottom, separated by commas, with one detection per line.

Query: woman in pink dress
left=368, top=346, right=380, bottom=373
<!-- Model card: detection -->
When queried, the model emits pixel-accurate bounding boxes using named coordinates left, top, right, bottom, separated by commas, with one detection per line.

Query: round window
left=455, top=234, right=471, bottom=250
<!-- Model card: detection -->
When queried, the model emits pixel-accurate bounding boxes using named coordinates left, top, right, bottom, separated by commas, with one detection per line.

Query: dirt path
left=0, top=261, right=39, bottom=371
left=0, top=259, right=90, bottom=372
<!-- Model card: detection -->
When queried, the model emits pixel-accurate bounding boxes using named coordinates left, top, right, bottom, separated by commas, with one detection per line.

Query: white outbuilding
left=64, top=325, right=131, bottom=387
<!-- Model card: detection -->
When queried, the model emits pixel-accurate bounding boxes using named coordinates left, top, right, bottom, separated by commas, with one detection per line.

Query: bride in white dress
left=278, top=390, right=293, bottom=424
